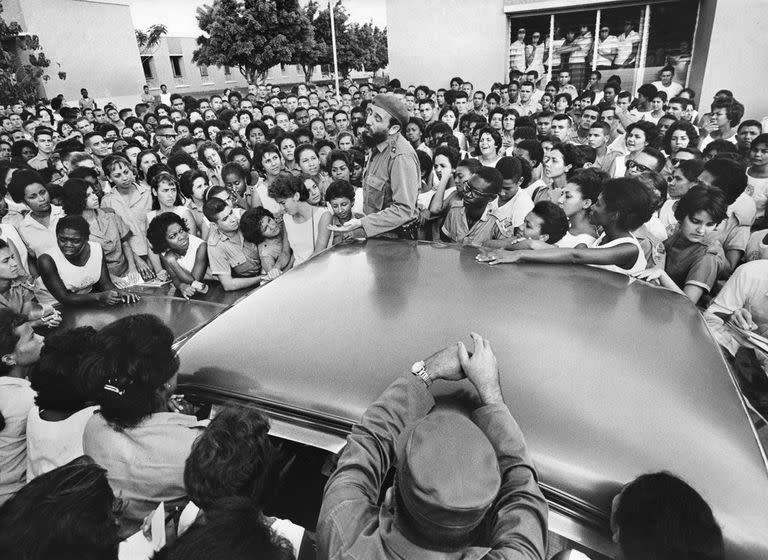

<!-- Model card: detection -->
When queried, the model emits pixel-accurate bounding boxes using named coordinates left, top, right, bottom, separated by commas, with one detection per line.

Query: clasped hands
left=420, top=332, right=503, bottom=406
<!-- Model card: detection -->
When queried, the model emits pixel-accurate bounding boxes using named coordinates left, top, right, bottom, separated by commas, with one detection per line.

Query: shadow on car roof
left=177, top=239, right=768, bottom=560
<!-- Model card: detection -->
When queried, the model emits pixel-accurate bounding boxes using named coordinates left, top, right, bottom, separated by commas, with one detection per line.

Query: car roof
left=177, top=240, right=768, bottom=559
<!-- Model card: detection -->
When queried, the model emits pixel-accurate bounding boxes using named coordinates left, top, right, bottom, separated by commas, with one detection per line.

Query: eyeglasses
left=626, top=160, right=653, bottom=173
left=462, top=182, right=490, bottom=198
left=157, top=133, right=177, bottom=139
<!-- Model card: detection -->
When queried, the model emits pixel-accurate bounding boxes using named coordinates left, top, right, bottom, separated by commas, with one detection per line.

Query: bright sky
left=125, top=0, right=387, bottom=37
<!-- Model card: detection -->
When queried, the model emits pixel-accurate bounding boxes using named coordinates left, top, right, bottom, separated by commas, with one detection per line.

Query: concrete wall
left=143, top=36, right=376, bottom=100
left=142, top=36, right=249, bottom=99
left=13, top=0, right=146, bottom=109
left=386, top=0, right=508, bottom=90
left=691, top=0, right=768, bottom=120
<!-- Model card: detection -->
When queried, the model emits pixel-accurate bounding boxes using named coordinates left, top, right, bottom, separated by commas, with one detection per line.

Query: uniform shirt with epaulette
left=206, top=226, right=260, bottom=277
left=361, top=133, right=419, bottom=238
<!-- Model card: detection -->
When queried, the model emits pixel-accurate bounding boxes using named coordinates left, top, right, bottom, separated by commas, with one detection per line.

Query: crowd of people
left=0, top=61, right=758, bottom=559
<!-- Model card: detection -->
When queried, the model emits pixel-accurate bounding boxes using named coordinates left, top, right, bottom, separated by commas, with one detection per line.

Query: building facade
left=6, top=0, right=375, bottom=110
left=4, top=0, right=146, bottom=109
left=386, top=0, right=768, bottom=119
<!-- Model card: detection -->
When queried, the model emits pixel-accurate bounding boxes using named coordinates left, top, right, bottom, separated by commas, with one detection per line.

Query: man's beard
left=362, top=128, right=388, bottom=148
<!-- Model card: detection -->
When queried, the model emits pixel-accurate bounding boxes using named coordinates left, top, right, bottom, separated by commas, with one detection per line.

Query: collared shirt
left=361, top=133, right=419, bottom=238
left=27, top=154, right=50, bottom=171
left=0, top=376, right=35, bottom=506
left=79, top=97, right=96, bottom=111
left=510, top=99, right=541, bottom=117
left=442, top=200, right=502, bottom=245
left=593, top=149, right=619, bottom=176
left=17, top=204, right=65, bottom=258
left=615, top=31, right=640, bottom=65
left=559, top=84, right=578, bottom=102
left=596, top=36, right=618, bottom=66
left=206, top=225, right=260, bottom=276
left=0, top=280, right=35, bottom=314
left=100, top=183, right=152, bottom=256
left=317, top=376, right=548, bottom=560
left=88, top=209, right=131, bottom=277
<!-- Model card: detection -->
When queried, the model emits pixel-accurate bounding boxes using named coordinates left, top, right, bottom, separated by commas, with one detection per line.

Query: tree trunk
left=302, top=64, right=314, bottom=83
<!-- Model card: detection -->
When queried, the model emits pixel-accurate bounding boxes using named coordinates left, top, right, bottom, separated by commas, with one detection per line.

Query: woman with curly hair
left=147, top=212, right=209, bottom=299
left=81, top=314, right=205, bottom=537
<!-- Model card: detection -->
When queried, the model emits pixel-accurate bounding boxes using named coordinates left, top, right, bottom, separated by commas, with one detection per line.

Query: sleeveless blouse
left=589, top=233, right=647, bottom=275
left=168, top=234, right=204, bottom=274
left=43, top=241, right=103, bottom=293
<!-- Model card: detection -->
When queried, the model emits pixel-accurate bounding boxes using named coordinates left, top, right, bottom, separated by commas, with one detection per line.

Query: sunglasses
left=626, top=160, right=653, bottom=173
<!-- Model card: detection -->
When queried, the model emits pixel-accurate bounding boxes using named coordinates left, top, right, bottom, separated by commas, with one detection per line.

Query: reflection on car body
left=132, top=239, right=764, bottom=558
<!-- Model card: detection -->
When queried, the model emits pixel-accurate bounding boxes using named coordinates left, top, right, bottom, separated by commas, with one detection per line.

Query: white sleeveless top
left=44, top=241, right=103, bottom=293
left=170, top=234, right=204, bottom=274
left=283, top=207, right=330, bottom=265
left=26, top=405, right=99, bottom=481
left=589, top=233, right=647, bottom=275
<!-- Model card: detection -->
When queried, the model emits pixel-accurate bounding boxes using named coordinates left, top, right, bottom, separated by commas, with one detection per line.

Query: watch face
left=411, top=360, right=425, bottom=374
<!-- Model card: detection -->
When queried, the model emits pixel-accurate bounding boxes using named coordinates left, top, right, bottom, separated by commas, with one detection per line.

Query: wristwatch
left=410, top=360, right=431, bottom=387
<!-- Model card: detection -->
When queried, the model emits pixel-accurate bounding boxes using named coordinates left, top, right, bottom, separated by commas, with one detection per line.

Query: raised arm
left=457, top=334, right=548, bottom=559
left=428, top=172, right=456, bottom=217
left=479, top=244, right=639, bottom=268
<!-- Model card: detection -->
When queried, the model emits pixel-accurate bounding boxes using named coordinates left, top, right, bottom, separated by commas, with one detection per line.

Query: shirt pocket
left=364, top=175, right=387, bottom=211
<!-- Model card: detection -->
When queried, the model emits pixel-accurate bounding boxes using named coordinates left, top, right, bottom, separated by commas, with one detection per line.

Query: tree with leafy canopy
left=292, top=0, right=325, bottom=83
left=193, top=0, right=310, bottom=84
left=350, top=22, right=388, bottom=77
left=0, top=0, right=64, bottom=104
left=300, top=1, right=387, bottom=80
left=135, top=24, right=167, bottom=53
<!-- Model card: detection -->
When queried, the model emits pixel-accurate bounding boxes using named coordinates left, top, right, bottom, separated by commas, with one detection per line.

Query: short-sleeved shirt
left=712, top=192, right=757, bottom=262
left=88, top=209, right=131, bottom=277
left=663, top=232, right=728, bottom=292
left=615, top=30, right=640, bottom=65
left=206, top=226, right=261, bottom=276
left=491, top=188, right=534, bottom=232
left=594, top=150, right=619, bottom=176
left=0, top=377, right=35, bottom=505
left=706, top=260, right=768, bottom=354
left=100, top=183, right=152, bottom=256
left=745, top=229, right=768, bottom=262
left=746, top=170, right=768, bottom=217
left=0, top=281, right=35, bottom=314
left=634, top=224, right=666, bottom=269
left=441, top=200, right=512, bottom=245
left=531, top=180, right=561, bottom=204
left=17, top=204, right=64, bottom=258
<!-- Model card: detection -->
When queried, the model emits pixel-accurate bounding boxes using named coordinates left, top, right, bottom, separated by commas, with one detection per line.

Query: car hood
left=178, top=240, right=768, bottom=559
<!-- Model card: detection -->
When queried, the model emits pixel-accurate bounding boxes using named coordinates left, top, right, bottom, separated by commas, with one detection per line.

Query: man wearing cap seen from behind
left=318, top=332, right=548, bottom=559
left=328, top=93, right=420, bottom=238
